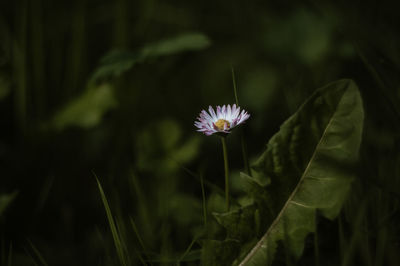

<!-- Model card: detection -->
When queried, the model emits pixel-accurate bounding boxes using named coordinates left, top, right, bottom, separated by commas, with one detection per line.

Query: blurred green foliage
left=0, top=0, right=400, bottom=265
left=50, top=83, right=117, bottom=130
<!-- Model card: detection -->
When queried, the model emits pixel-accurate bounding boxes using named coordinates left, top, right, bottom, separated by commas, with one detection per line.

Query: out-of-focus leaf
left=141, top=33, right=211, bottom=57
left=91, top=51, right=140, bottom=82
left=50, top=83, right=117, bottom=130
left=0, top=191, right=18, bottom=217
left=91, top=33, right=211, bottom=81
left=237, top=79, right=364, bottom=265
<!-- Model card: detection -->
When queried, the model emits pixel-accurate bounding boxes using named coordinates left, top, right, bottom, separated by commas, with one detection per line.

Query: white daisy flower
left=194, top=104, right=250, bottom=136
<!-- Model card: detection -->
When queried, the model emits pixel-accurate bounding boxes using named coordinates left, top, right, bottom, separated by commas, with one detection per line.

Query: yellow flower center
left=214, top=119, right=230, bottom=130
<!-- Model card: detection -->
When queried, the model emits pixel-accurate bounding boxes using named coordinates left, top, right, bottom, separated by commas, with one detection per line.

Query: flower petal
left=208, top=106, right=217, bottom=121
left=227, top=104, right=232, bottom=120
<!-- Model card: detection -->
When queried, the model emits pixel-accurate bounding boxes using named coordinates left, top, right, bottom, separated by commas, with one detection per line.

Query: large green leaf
left=237, top=79, right=364, bottom=265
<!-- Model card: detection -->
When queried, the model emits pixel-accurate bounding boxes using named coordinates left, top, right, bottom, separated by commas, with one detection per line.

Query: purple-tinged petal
left=208, top=106, right=217, bottom=120
left=227, top=104, right=232, bottom=119
left=216, top=106, right=222, bottom=118
left=221, top=105, right=226, bottom=119
left=201, top=110, right=212, bottom=121
left=230, top=118, right=238, bottom=128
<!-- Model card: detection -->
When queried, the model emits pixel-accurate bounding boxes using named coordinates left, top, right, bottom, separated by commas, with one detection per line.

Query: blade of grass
left=23, top=247, right=40, bottom=266
left=176, top=236, right=199, bottom=265
left=130, top=217, right=152, bottom=266
left=231, top=67, right=250, bottom=175
left=231, top=66, right=239, bottom=105
left=200, top=172, right=207, bottom=227
left=27, top=239, right=48, bottom=266
left=94, top=173, right=127, bottom=266
left=130, top=217, right=146, bottom=252
left=114, top=206, right=131, bottom=266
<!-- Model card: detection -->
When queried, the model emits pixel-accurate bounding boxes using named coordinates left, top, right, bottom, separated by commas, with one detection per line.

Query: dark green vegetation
left=1, top=0, right=400, bottom=265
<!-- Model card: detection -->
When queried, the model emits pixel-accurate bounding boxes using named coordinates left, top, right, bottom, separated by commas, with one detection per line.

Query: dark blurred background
left=1, top=0, right=400, bottom=265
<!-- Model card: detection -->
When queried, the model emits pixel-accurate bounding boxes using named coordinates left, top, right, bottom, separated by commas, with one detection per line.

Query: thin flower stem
left=200, top=173, right=208, bottom=227
left=221, top=136, right=230, bottom=211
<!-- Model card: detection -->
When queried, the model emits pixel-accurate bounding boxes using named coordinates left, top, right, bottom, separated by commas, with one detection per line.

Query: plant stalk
left=221, top=136, right=230, bottom=211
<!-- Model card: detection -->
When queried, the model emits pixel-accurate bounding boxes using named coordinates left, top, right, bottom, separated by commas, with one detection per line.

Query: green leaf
left=237, top=79, right=364, bottom=265
left=140, top=33, right=211, bottom=57
left=90, top=50, right=139, bottom=82
left=50, top=83, right=117, bottom=130
left=91, top=33, right=211, bottom=81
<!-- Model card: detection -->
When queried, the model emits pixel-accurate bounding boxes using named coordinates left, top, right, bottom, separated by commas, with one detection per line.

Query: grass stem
left=231, top=67, right=250, bottom=175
